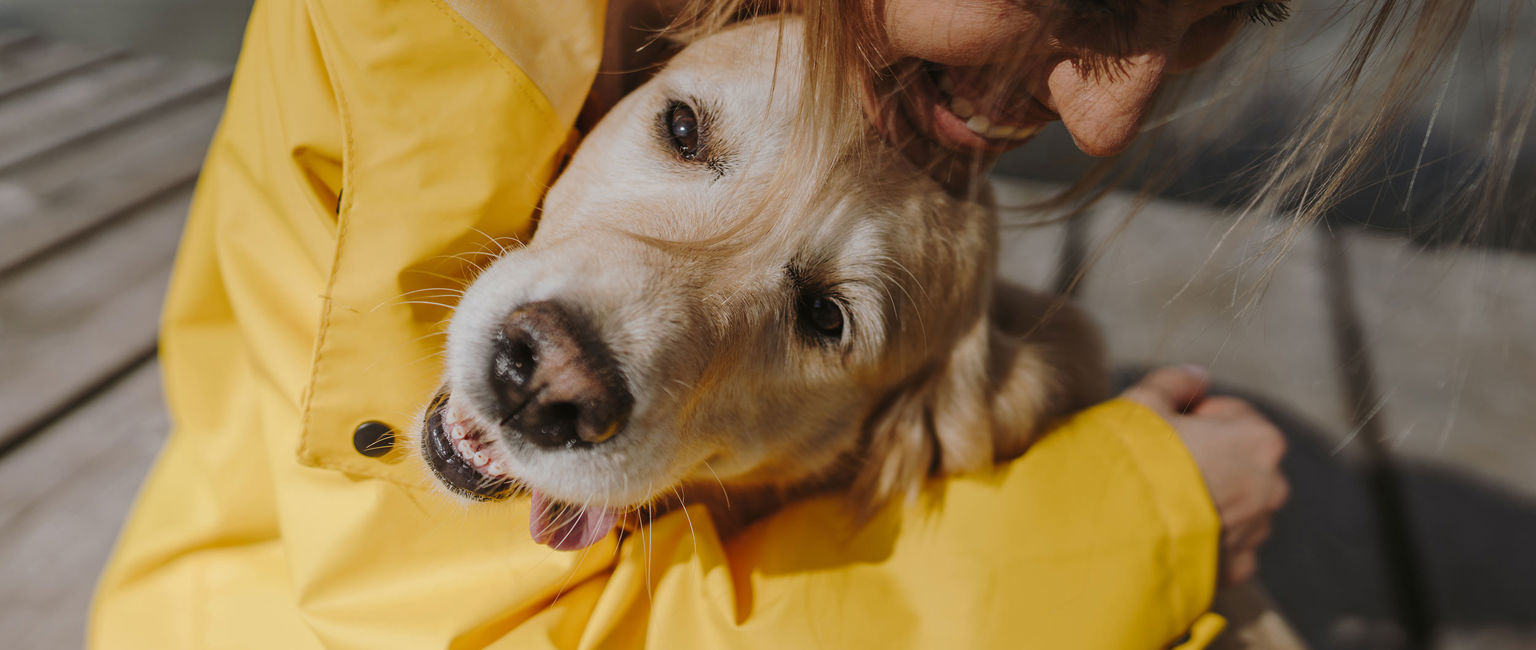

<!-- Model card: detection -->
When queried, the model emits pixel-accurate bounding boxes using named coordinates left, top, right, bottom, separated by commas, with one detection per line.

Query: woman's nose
left=1047, top=52, right=1167, bottom=157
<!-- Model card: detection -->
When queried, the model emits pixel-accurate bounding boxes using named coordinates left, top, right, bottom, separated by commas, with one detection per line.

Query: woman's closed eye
left=1219, top=0, right=1290, bottom=25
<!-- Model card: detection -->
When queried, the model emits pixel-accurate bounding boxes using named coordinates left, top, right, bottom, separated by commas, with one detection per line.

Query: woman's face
left=868, top=0, right=1289, bottom=157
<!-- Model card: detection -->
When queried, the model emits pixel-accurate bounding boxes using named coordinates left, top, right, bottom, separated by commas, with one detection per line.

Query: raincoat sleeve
left=568, top=399, right=1226, bottom=650
left=89, top=0, right=1224, bottom=648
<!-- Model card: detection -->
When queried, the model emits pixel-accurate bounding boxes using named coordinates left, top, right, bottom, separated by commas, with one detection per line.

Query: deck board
left=0, top=35, right=214, bottom=646
left=0, top=189, right=189, bottom=451
left=0, top=38, right=123, bottom=101
left=0, top=54, right=227, bottom=174
left=1070, top=193, right=1357, bottom=440
left=0, top=361, right=166, bottom=650
left=0, top=30, right=37, bottom=55
left=0, top=94, right=223, bottom=273
left=1343, top=231, right=1536, bottom=498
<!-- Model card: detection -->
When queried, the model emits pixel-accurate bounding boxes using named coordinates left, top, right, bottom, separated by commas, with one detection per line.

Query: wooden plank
left=1342, top=230, right=1536, bottom=498
left=0, top=361, right=167, bottom=650
left=1342, top=230, right=1536, bottom=644
left=0, top=188, right=189, bottom=451
left=1070, top=193, right=1357, bottom=441
left=0, top=54, right=228, bottom=174
left=0, top=38, right=124, bottom=101
left=0, top=94, right=223, bottom=273
left=0, top=31, right=37, bottom=55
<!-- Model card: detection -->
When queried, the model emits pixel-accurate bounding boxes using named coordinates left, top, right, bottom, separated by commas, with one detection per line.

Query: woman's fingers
left=1191, top=395, right=1254, bottom=418
left=1122, top=366, right=1292, bottom=589
left=1122, top=365, right=1210, bottom=415
left=1222, top=549, right=1260, bottom=586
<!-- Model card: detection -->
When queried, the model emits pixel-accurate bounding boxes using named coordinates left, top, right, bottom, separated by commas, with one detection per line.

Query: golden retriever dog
left=414, top=17, right=1105, bottom=551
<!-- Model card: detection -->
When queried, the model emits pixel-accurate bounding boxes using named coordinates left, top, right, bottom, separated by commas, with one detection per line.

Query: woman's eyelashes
left=1052, top=0, right=1290, bottom=29
left=1220, top=0, right=1290, bottom=25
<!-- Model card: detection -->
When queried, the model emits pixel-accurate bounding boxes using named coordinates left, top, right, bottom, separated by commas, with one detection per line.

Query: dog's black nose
left=489, top=301, right=633, bottom=448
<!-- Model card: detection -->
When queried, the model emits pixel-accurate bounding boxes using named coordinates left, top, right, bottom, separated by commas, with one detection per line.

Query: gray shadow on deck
left=1113, top=368, right=1536, bottom=649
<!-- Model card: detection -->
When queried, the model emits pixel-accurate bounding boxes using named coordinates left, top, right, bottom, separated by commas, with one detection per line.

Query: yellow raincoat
left=90, top=0, right=1225, bottom=647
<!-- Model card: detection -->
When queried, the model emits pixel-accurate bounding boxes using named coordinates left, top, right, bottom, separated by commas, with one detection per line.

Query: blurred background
left=0, top=1, right=1531, bottom=649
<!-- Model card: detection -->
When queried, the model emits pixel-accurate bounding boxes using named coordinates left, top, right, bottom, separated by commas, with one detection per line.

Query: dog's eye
left=667, top=103, right=701, bottom=160
left=798, top=292, right=845, bottom=341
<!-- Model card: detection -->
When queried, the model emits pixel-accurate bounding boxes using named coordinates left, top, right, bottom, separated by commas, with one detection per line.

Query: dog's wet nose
left=489, top=301, right=633, bottom=448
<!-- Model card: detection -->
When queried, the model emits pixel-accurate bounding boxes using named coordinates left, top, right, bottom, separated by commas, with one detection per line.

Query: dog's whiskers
left=442, top=252, right=494, bottom=275
left=468, top=226, right=525, bottom=257
left=392, top=299, right=459, bottom=310
left=400, top=267, right=473, bottom=287
left=644, top=483, right=654, bottom=602
left=367, top=288, right=465, bottom=314
left=701, top=460, right=730, bottom=511
left=397, top=286, right=467, bottom=298
left=671, top=484, right=699, bottom=553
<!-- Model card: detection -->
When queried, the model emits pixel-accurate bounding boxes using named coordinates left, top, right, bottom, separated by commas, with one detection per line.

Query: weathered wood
left=1340, top=231, right=1536, bottom=648
left=0, top=54, right=227, bottom=174
left=0, top=30, right=37, bottom=55
left=0, top=38, right=124, bottom=101
left=0, top=94, right=222, bottom=274
left=1343, top=230, right=1536, bottom=497
left=1070, top=193, right=1357, bottom=441
left=0, top=189, right=189, bottom=451
left=0, top=361, right=166, bottom=650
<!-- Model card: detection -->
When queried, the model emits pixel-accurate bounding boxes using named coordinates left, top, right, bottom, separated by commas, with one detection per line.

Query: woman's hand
left=1121, top=366, right=1290, bottom=587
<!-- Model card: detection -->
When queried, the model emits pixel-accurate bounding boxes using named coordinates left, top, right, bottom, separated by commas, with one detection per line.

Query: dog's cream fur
left=422, top=18, right=1105, bottom=528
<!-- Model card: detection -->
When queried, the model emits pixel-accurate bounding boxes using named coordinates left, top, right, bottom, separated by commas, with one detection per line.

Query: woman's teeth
left=936, top=75, right=1042, bottom=141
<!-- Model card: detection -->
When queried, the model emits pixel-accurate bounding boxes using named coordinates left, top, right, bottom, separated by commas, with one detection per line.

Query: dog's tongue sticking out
left=529, top=491, right=621, bottom=550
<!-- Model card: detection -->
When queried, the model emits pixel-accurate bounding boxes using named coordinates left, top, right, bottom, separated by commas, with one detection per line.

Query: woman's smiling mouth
left=881, top=60, right=1059, bottom=154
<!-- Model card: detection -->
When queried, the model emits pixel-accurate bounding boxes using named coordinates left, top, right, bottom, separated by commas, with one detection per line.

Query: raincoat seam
left=429, top=0, right=557, bottom=113
left=290, top=0, right=561, bottom=481
left=294, top=0, right=356, bottom=469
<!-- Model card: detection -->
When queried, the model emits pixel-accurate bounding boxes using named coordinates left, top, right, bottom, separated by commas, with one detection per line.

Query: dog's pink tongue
left=529, top=491, right=620, bottom=551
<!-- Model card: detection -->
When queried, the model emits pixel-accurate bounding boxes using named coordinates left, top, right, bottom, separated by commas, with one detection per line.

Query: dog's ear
left=853, top=282, right=1107, bottom=510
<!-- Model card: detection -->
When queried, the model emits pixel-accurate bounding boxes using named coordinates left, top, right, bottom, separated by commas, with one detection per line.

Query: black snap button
left=352, top=421, right=396, bottom=457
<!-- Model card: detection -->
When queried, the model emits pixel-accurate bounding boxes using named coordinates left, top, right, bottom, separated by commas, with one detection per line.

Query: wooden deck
left=0, top=31, right=223, bottom=649
left=0, top=32, right=1532, bottom=649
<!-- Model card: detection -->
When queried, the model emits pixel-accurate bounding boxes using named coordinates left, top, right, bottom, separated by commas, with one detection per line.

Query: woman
left=90, top=0, right=1511, bottom=648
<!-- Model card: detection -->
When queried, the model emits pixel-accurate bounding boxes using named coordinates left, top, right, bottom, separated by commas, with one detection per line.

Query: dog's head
left=416, top=19, right=1091, bottom=550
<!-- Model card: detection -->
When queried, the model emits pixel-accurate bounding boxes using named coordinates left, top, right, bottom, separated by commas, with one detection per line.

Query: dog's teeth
left=965, top=115, right=992, bottom=134
left=449, top=423, right=466, bottom=440
left=488, top=461, right=506, bottom=476
left=986, top=124, right=1017, bottom=139
left=951, top=97, right=975, bottom=119
left=937, top=73, right=955, bottom=94
left=455, top=440, right=473, bottom=456
left=472, top=452, right=488, bottom=467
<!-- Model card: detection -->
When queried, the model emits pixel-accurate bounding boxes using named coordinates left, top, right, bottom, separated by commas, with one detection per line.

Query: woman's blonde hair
left=667, top=0, right=1533, bottom=253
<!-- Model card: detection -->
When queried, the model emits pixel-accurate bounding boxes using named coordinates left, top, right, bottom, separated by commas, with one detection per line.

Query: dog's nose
left=489, top=301, right=633, bottom=448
